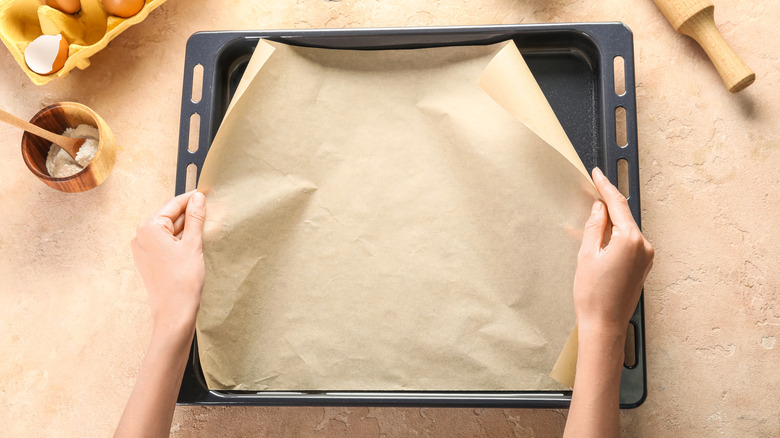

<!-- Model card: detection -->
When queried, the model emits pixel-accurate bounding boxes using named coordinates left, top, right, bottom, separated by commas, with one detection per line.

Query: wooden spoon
left=1, top=108, right=84, bottom=159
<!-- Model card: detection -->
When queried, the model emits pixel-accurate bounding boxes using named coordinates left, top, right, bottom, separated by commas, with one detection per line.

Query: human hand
left=573, top=167, right=654, bottom=341
left=131, top=191, right=207, bottom=335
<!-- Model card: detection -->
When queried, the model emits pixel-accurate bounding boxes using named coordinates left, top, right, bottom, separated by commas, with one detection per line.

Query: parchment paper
left=196, top=40, right=596, bottom=391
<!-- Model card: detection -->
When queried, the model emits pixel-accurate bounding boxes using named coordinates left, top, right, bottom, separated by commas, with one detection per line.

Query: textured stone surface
left=1, top=1, right=777, bottom=436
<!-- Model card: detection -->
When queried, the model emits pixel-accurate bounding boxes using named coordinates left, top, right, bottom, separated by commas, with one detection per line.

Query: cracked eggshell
left=24, top=33, right=69, bottom=75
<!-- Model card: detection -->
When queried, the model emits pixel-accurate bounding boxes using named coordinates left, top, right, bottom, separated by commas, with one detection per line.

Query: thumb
left=580, top=200, right=608, bottom=254
left=183, top=191, right=206, bottom=244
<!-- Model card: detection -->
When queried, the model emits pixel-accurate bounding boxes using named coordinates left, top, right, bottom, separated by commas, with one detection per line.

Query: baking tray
left=175, top=23, right=645, bottom=408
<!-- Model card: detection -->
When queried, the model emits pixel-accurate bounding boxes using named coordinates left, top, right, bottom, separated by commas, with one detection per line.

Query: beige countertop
left=1, top=1, right=777, bottom=436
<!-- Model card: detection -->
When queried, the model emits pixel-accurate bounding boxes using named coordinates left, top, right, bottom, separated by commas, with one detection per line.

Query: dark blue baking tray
left=175, top=23, right=645, bottom=408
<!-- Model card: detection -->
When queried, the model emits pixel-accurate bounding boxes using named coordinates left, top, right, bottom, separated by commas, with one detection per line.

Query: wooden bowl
left=21, top=102, right=116, bottom=193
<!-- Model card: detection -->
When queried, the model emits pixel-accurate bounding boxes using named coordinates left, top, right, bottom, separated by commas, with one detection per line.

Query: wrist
left=577, top=321, right=627, bottom=359
left=577, top=315, right=628, bottom=341
left=575, top=324, right=626, bottom=387
left=151, top=313, right=197, bottom=344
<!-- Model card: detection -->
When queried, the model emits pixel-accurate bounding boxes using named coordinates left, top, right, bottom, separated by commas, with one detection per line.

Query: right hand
left=573, top=167, right=654, bottom=340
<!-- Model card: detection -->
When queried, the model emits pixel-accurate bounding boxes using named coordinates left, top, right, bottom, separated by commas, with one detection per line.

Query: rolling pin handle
left=677, top=6, right=755, bottom=92
left=653, top=0, right=755, bottom=92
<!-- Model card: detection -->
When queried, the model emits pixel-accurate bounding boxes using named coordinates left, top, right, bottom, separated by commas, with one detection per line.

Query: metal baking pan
left=175, top=23, right=645, bottom=408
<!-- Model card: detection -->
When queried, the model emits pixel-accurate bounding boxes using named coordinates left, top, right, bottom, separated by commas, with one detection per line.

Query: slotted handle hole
left=624, top=322, right=637, bottom=368
left=185, top=163, right=198, bottom=192
left=617, top=158, right=630, bottom=199
left=188, top=113, right=200, bottom=153
left=615, top=107, right=627, bottom=147
left=613, top=56, right=626, bottom=96
left=191, top=64, right=204, bottom=103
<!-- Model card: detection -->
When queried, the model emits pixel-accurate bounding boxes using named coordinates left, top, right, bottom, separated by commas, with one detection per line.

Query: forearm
left=563, top=325, right=626, bottom=438
left=114, top=320, right=195, bottom=438
left=563, top=168, right=653, bottom=437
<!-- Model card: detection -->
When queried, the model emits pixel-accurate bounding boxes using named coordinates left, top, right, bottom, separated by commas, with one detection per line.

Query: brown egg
left=43, top=0, right=81, bottom=14
left=24, top=34, right=69, bottom=76
left=101, top=0, right=145, bottom=18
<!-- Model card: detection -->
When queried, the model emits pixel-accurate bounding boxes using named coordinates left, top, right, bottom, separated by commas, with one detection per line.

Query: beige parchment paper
left=196, top=39, right=596, bottom=391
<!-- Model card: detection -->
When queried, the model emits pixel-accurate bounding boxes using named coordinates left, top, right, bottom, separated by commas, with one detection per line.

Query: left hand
left=131, top=191, right=207, bottom=334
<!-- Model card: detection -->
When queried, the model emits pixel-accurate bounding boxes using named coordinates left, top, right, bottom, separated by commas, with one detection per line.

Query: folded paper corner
left=549, top=323, right=578, bottom=389
left=478, top=40, right=595, bottom=191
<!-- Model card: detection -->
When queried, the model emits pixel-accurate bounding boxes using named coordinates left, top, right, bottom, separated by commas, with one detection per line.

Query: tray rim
left=175, top=22, right=645, bottom=409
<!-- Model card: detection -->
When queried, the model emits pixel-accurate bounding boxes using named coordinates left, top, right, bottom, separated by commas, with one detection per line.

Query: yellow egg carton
left=0, top=0, right=168, bottom=85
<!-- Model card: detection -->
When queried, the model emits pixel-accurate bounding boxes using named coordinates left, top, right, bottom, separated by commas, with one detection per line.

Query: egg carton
left=0, top=0, right=168, bottom=85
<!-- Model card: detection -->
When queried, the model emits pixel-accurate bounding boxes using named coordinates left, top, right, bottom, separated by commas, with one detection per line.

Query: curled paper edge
left=479, top=41, right=597, bottom=388
left=225, top=40, right=277, bottom=119
left=478, top=41, right=596, bottom=190
left=199, top=40, right=276, bottom=193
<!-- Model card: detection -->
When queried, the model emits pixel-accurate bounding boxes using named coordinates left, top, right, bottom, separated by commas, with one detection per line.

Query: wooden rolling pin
left=653, top=0, right=755, bottom=92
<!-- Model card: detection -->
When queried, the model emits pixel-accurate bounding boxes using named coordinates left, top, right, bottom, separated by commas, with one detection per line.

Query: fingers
left=580, top=200, right=608, bottom=254
left=591, top=167, right=636, bottom=229
left=155, top=191, right=196, bottom=222
left=172, top=213, right=186, bottom=238
left=183, top=192, right=207, bottom=245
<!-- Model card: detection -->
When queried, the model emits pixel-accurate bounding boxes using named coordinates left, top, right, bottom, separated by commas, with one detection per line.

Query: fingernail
left=593, top=167, right=605, bottom=179
left=192, top=192, right=205, bottom=207
left=591, top=201, right=603, bottom=214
